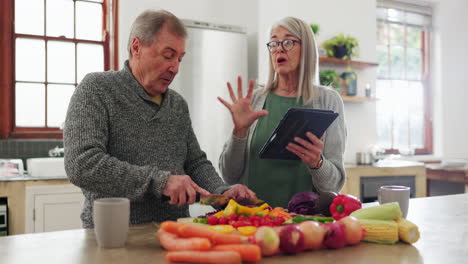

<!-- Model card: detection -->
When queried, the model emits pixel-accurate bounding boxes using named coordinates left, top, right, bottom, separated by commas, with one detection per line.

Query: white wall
left=118, top=0, right=468, bottom=162
left=430, top=0, right=468, bottom=159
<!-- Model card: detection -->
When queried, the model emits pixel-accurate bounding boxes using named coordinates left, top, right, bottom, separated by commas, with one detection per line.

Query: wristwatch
left=310, top=154, right=324, bottom=169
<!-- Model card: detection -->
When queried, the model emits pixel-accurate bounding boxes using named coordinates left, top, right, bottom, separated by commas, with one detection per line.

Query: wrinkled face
left=269, top=26, right=301, bottom=75
left=130, top=24, right=186, bottom=96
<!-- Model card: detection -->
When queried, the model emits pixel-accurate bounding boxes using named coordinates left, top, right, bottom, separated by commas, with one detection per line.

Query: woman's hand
left=286, top=132, right=324, bottom=168
left=217, top=76, right=268, bottom=138
left=163, top=175, right=211, bottom=206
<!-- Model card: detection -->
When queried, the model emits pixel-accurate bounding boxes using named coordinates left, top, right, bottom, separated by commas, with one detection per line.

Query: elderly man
left=64, top=9, right=255, bottom=228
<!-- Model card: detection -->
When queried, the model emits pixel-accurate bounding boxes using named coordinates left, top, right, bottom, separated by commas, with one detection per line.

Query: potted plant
left=310, top=24, right=320, bottom=35
left=322, top=34, right=359, bottom=60
left=319, top=70, right=342, bottom=93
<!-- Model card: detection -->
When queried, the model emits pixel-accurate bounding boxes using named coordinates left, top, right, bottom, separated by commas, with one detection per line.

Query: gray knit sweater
left=64, top=61, right=229, bottom=228
left=219, top=87, right=347, bottom=193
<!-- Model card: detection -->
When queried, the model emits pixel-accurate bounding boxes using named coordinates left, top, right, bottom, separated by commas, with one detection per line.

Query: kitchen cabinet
left=319, top=56, right=378, bottom=103
left=25, top=184, right=84, bottom=233
left=341, top=161, right=427, bottom=201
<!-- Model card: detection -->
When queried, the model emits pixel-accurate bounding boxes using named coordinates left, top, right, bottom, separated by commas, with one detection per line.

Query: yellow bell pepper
left=207, top=225, right=235, bottom=234
left=237, top=226, right=257, bottom=236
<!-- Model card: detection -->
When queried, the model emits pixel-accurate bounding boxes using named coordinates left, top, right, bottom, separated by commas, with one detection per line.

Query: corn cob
left=359, top=219, right=399, bottom=244
left=350, top=202, right=402, bottom=220
left=396, top=218, right=420, bottom=244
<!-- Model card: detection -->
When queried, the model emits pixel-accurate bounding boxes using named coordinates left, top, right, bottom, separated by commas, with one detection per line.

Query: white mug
left=93, top=197, right=130, bottom=248
left=378, top=185, right=410, bottom=218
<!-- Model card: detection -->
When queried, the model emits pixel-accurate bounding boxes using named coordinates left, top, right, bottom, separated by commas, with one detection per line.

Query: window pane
left=407, top=48, right=422, bottom=80
left=389, top=23, right=404, bottom=45
left=376, top=44, right=389, bottom=78
left=76, top=1, right=103, bottom=41
left=47, top=84, right=75, bottom=127
left=391, top=81, right=409, bottom=150
left=377, top=22, right=388, bottom=45
left=46, top=0, right=74, bottom=38
left=47, top=41, right=75, bottom=83
left=390, top=46, right=404, bottom=79
left=77, top=43, right=104, bottom=83
left=376, top=80, right=393, bottom=149
left=16, top=82, right=45, bottom=127
left=408, top=81, right=424, bottom=148
left=388, top=8, right=404, bottom=23
left=406, top=27, right=421, bottom=49
left=15, top=0, right=44, bottom=35
left=16, top=38, right=45, bottom=82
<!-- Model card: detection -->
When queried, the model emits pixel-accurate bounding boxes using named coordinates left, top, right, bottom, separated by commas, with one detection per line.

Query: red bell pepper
left=329, top=194, right=362, bottom=220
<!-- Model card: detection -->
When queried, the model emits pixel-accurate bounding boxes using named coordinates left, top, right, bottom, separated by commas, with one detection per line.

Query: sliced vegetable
left=396, top=218, right=420, bottom=244
left=329, top=194, right=362, bottom=220
left=359, top=219, right=399, bottom=244
left=268, top=207, right=292, bottom=220
left=237, top=226, right=257, bottom=236
left=350, top=202, right=402, bottom=220
left=165, top=250, right=241, bottom=264
left=207, top=225, right=235, bottom=234
left=292, top=215, right=334, bottom=224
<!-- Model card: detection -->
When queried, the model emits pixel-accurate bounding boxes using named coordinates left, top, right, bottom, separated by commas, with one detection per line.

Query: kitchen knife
left=162, top=194, right=264, bottom=209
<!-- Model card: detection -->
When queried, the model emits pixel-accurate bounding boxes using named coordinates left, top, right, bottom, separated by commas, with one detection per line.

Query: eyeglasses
left=266, top=39, right=301, bottom=52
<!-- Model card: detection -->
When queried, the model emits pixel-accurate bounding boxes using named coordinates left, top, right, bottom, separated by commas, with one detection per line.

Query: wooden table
left=426, top=164, right=468, bottom=193
left=0, top=194, right=467, bottom=264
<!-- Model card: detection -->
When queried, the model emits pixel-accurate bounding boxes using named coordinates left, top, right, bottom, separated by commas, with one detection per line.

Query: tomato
left=338, top=216, right=363, bottom=245
left=297, top=221, right=326, bottom=250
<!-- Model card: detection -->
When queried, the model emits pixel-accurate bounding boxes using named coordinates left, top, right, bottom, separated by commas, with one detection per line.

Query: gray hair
left=127, top=10, right=187, bottom=59
left=263, top=17, right=319, bottom=105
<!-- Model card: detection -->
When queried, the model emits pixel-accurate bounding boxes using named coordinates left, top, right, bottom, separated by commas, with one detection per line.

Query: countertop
left=0, top=193, right=466, bottom=264
left=0, top=175, right=68, bottom=181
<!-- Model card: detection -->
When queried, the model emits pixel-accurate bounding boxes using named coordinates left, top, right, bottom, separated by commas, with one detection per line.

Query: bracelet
left=310, top=154, right=324, bottom=169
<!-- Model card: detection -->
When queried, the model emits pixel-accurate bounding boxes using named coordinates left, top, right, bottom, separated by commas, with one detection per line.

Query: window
left=376, top=0, right=432, bottom=154
left=0, top=0, right=118, bottom=139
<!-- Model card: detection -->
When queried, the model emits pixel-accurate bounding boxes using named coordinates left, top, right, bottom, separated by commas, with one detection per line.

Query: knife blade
left=162, top=194, right=264, bottom=209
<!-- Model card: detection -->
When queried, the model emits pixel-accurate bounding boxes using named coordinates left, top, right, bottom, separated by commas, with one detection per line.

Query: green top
left=248, top=93, right=312, bottom=207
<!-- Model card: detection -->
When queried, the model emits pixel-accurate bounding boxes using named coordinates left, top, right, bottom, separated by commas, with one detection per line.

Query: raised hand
left=217, top=76, right=269, bottom=138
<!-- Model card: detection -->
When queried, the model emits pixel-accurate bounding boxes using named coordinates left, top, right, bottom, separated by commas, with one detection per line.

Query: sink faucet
left=48, top=146, right=64, bottom=157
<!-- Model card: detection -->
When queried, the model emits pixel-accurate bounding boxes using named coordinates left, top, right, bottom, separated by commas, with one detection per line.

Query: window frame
left=0, top=0, right=119, bottom=139
left=376, top=12, right=433, bottom=155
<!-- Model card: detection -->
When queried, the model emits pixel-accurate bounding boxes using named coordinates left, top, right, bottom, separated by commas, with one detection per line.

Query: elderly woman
left=218, top=16, right=347, bottom=207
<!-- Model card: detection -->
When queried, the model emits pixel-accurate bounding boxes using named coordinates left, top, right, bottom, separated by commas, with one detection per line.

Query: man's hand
left=223, top=184, right=256, bottom=199
left=163, top=175, right=210, bottom=206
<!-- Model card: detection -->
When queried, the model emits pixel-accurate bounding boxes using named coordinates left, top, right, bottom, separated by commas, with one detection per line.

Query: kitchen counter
left=343, top=160, right=426, bottom=199
left=0, top=175, right=68, bottom=181
left=0, top=193, right=466, bottom=264
left=0, top=178, right=71, bottom=235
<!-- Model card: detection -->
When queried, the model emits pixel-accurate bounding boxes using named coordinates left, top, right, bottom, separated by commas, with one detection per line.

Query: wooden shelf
left=319, top=56, right=378, bottom=68
left=341, top=95, right=378, bottom=103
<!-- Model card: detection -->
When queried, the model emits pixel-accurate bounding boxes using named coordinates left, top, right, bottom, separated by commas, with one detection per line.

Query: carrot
left=177, top=224, right=244, bottom=245
left=160, top=221, right=185, bottom=235
left=156, top=229, right=212, bottom=251
left=166, top=250, right=241, bottom=264
left=212, top=244, right=262, bottom=262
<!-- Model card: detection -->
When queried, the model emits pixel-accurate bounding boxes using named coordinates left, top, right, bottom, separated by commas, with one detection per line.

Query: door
left=25, top=184, right=84, bottom=233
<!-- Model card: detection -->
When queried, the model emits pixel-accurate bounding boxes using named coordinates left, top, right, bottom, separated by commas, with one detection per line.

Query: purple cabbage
left=287, top=191, right=319, bottom=215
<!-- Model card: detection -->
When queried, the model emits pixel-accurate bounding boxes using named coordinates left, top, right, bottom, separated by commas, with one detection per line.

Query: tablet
left=259, top=108, right=339, bottom=160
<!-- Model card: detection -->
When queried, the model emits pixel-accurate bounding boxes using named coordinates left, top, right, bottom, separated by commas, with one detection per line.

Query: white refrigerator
left=171, top=20, right=248, bottom=175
